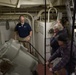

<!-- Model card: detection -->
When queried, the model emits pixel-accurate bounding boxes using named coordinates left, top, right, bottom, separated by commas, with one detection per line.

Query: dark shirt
left=57, top=28, right=68, bottom=38
left=15, top=23, right=32, bottom=38
left=50, top=28, right=68, bottom=55
left=50, top=37, right=59, bottom=55
left=49, top=41, right=76, bottom=72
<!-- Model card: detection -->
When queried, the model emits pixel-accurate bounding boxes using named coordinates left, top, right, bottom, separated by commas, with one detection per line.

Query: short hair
left=19, top=15, right=25, bottom=20
left=53, top=23, right=64, bottom=31
left=57, top=35, right=67, bottom=43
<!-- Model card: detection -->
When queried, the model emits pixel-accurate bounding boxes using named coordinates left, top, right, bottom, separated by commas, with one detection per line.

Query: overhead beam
left=0, top=2, right=16, bottom=7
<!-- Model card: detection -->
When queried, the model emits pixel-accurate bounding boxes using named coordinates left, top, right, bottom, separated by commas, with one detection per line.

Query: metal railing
left=19, top=41, right=45, bottom=61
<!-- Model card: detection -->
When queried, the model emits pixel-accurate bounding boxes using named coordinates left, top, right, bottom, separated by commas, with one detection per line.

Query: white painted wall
left=0, top=21, right=16, bottom=44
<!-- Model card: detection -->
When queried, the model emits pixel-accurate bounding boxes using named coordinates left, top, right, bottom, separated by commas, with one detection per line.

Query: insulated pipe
left=25, top=17, right=32, bottom=26
left=1, top=13, right=35, bottom=47
left=34, top=8, right=57, bottom=22
left=48, top=7, right=57, bottom=22
left=34, top=9, right=45, bottom=20
left=34, top=9, right=50, bottom=20
left=25, top=17, right=32, bottom=45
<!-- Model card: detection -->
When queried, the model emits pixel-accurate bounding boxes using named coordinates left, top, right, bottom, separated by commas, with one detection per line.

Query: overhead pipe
left=34, top=7, right=57, bottom=22
left=25, top=17, right=32, bottom=26
left=34, top=9, right=48, bottom=20
left=16, top=0, right=20, bottom=8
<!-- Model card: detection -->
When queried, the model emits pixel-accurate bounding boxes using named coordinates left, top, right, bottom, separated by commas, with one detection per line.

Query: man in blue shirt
left=14, top=15, right=32, bottom=51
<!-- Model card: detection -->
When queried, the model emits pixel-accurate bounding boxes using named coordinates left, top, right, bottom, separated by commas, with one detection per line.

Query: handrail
left=48, top=7, right=57, bottom=22
left=19, top=41, right=45, bottom=61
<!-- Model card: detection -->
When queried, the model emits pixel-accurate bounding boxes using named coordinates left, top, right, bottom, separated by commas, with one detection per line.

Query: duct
left=0, top=39, right=38, bottom=75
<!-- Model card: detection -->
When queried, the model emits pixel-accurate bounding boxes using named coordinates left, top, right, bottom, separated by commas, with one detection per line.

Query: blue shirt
left=15, top=23, right=32, bottom=38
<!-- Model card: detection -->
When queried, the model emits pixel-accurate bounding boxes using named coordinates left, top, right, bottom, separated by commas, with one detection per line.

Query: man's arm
left=52, top=48, right=70, bottom=72
left=29, top=31, right=32, bottom=37
left=27, top=23, right=32, bottom=38
left=48, top=49, right=60, bottom=62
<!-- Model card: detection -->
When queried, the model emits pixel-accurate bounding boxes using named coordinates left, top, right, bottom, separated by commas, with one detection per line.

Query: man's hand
left=25, top=36, right=31, bottom=41
left=49, top=68, right=58, bottom=75
left=49, top=68, right=53, bottom=72
left=46, top=61, right=50, bottom=67
left=49, top=68, right=57, bottom=74
left=53, top=33, right=56, bottom=37
left=46, top=61, right=49, bottom=65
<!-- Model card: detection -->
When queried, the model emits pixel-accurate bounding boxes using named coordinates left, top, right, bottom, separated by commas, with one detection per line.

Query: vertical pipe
left=70, top=0, right=76, bottom=62
left=45, top=0, right=46, bottom=75
left=48, top=8, right=57, bottom=22
left=48, top=8, right=52, bottom=22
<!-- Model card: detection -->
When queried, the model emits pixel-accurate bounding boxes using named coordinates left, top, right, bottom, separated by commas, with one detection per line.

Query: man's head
left=53, top=23, right=63, bottom=33
left=57, top=35, right=67, bottom=46
left=19, top=15, right=25, bottom=23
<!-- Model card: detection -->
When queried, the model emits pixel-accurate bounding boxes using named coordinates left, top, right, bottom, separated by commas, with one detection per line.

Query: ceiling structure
left=0, top=0, right=50, bottom=8
left=0, top=0, right=68, bottom=13
left=0, top=0, right=73, bottom=19
left=0, top=0, right=47, bottom=13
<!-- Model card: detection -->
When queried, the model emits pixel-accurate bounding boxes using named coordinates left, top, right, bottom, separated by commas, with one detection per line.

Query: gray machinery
left=0, top=39, right=38, bottom=75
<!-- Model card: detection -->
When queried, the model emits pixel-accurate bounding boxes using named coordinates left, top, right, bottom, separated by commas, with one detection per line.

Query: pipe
left=48, top=7, right=57, bottom=22
left=34, top=9, right=50, bottom=20
left=0, top=13, right=35, bottom=47
left=16, top=0, right=20, bottom=8
left=25, top=17, right=32, bottom=26
left=34, top=9, right=45, bottom=20
left=34, top=7, right=57, bottom=22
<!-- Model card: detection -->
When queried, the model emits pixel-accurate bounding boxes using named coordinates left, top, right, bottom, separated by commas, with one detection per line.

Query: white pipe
left=1, top=13, right=35, bottom=47
left=34, top=9, right=49, bottom=20
left=25, top=17, right=33, bottom=46
left=25, top=17, right=32, bottom=26
left=48, top=7, right=57, bottom=22
left=34, top=9, right=45, bottom=20
left=35, top=7, right=57, bottom=22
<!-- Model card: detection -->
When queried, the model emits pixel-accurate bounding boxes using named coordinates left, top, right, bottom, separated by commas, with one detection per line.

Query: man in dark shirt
left=14, top=15, right=32, bottom=51
left=46, top=35, right=76, bottom=75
